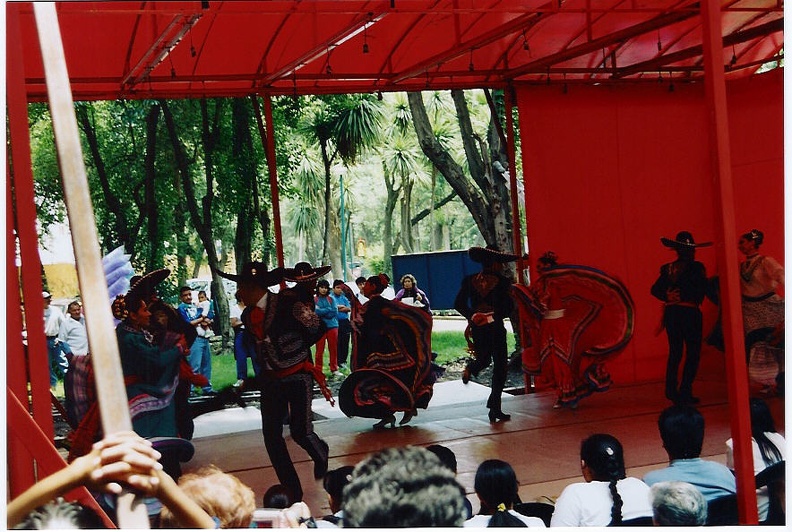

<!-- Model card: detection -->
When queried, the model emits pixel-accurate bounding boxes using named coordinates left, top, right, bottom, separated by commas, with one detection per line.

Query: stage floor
left=188, top=372, right=785, bottom=517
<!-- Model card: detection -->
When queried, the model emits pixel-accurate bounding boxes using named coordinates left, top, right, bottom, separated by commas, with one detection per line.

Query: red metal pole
left=700, top=0, right=757, bottom=524
left=7, top=2, right=55, bottom=439
left=251, top=94, right=285, bottom=269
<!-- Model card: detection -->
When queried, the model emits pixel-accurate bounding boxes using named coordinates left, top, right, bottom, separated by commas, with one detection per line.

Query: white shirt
left=550, top=477, right=653, bottom=527
left=58, top=316, right=89, bottom=355
left=230, top=302, right=244, bottom=328
left=465, top=510, right=546, bottom=527
left=725, top=432, right=786, bottom=521
left=43, top=305, right=64, bottom=337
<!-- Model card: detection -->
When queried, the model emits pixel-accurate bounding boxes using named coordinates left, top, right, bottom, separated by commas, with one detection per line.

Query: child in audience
left=465, top=459, right=545, bottom=527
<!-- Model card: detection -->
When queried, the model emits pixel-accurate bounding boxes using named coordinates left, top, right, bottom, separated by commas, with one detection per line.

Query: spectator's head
left=650, top=481, right=707, bottom=526
left=362, top=274, right=390, bottom=298
left=160, top=465, right=255, bottom=529
left=323, top=465, right=355, bottom=514
left=342, top=446, right=466, bottom=527
left=473, top=459, right=527, bottom=527
left=197, top=290, right=208, bottom=303
left=13, top=498, right=105, bottom=529
left=658, top=406, right=704, bottom=460
left=400, top=274, right=417, bottom=289
left=67, top=301, right=82, bottom=320
left=426, top=444, right=458, bottom=474
left=43, top=291, right=52, bottom=307
left=316, top=279, right=330, bottom=295
left=355, top=277, right=366, bottom=290
left=262, top=484, right=296, bottom=509
left=179, top=286, right=192, bottom=304
left=749, top=398, right=783, bottom=465
left=332, top=279, right=345, bottom=295
left=580, top=434, right=626, bottom=525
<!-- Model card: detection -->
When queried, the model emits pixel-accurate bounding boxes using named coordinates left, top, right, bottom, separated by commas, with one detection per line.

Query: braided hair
left=581, top=434, right=626, bottom=525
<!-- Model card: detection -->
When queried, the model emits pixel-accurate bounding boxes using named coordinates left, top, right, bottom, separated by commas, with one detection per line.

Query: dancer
left=339, top=273, right=435, bottom=429
left=651, top=231, right=711, bottom=405
left=513, top=252, right=635, bottom=409
left=454, top=246, right=518, bottom=422
left=215, top=262, right=330, bottom=501
left=738, top=229, right=784, bottom=393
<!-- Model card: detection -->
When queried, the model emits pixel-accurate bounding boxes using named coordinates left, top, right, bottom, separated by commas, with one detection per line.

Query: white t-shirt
left=58, top=316, right=89, bottom=355
left=725, top=432, right=786, bottom=521
left=464, top=510, right=546, bottom=527
left=44, top=305, right=64, bottom=337
left=550, top=477, right=653, bottom=527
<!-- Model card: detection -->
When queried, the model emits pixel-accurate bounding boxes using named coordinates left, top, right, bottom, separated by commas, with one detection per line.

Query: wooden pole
left=32, top=3, right=149, bottom=527
left=700, top=0, right=757, bottom=524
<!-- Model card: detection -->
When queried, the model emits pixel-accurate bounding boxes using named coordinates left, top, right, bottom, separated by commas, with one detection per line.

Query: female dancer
left=551, top=434, right=653, bottom=526
left=464, top=459, right=545, bottom=527
left=738, top=229, right=784, bottom=392
left=339, top=273, right=435, bottom=429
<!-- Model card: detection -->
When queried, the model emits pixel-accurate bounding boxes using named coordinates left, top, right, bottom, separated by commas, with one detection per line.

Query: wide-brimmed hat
left=469, top=245, right=519, bottom=265
left=661, top=231, right=712, bottom=249
left=214, top=261, right=281, bottom=288
left=127, top=268, right=170, bottom=301
left=282, top=261, right=331, bottom=283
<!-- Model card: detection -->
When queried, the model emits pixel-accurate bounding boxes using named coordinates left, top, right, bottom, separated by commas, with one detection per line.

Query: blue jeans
left=188, top=336, right=213, bottom=392
left=235, top=330, right=260, bottom=380
left=47, top=337, right=68, bottom=387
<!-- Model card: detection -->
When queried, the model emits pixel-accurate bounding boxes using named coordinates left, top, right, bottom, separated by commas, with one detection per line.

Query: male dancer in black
left=651, top=231, right=711, bottom=405
left=217, top=262, right=330, bottom=501
left=455, top=245, right=518, bottom=422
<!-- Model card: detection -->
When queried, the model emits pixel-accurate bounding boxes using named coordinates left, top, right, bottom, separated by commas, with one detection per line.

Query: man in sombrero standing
left=454, top=245, right=518, bottom=422
left=651, top=231, right=711, bottom=406
left=217, top=261, right=331, bottom=501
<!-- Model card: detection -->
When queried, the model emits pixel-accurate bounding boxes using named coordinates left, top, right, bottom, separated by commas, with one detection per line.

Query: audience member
left=177, top=286, right=215, bottom=395
left=342, top=446, right=467, bottom=527
left=43, top=291, right=68, bottom=389
left=196, top=290, right=215, bottom=338
left=643, top=405, right=736, bottom=502
left=395, top=273, right=432, bottom=313
left=58, top=300, right=93, bottom=427
left=550, top=434, right=652, bottom=526
left=331, top=280, right=352, bottom=373
left=314, top=279, right=340, bottom=375
left=160, top=465, right=255, bottom=528
left=262, top=484, right=297, bottom=509
left=725, top=398, right=785, bottom=521
left=317, top=465, right=355, bottom=527
left=229, top=290, right=259, bottom=387
left=427, top=444, right=473, bottom=519
left=12, top=497, right=106, bottom=529
left=465, top=459, right=545, bottom=527
left=650, top=481, right=707, bottom=526
left=355, top=277, right=369, bottom=305
left=7, top=431, right=215, bottom=529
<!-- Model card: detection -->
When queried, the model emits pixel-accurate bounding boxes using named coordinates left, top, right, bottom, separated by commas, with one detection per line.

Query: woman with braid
left=551, top=434, right=653, bottom=527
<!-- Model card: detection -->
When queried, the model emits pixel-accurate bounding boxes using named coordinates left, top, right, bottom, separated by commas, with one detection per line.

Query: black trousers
left=337, top=319, right=352, bottom=367
left=663, top=306, right=702, bottom=400
left=467, top=322, right=508, bottom=412
left=258, top=373, right=327, bottom=501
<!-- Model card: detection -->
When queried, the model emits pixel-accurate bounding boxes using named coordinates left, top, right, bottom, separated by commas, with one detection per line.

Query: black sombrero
left=469, top=246, right=519, bottom=265
left=660, top=231, right=712, bottom=249
left=213, top=261, right=281, bottom=288
left=282, top=261, right=331, bottom=283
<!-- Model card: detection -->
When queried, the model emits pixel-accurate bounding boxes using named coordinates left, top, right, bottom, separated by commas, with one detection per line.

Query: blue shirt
left=177, top=302, right=201, bottom=323
left=314, top=295, right=339, bottom=329
left=643, top=458, right=736, bottom=502
left=331, top=292, right=351, bottom=321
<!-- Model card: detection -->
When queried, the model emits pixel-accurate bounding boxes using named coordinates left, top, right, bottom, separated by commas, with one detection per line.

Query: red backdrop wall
left=516, top=69, right=783, bottom=385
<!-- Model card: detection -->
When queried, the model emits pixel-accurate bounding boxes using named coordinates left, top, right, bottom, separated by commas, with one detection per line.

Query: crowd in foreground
left=9, top=399, right=784, bottom=528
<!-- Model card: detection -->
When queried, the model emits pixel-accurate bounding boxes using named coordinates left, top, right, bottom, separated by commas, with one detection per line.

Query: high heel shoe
left=373, top=414, right=396, bottom=430
left=399, top=409, right=417, bottom=426
left=488, top=410, right=511, bottom=423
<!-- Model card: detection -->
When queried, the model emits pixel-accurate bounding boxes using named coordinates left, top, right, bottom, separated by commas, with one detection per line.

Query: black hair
left=13, top=498, right=106, bottom=529
left=323, top=465, right=355, bottom=512
left=426, top=444, right=457, bottom=474
left=581, top=434, right=626, bottom=525
left=474, top=459, right=521, bottom=514
left=749, top=398, right=783, bottom=466
left=365, top=273, right=390, bottom=295
left=333, top=279, right=345, bottom=288
left=658, top=405, right=704, bottom=460
left=179, top=285, right=191, bottom=294
left=741, top=228, right=765, bottom=247
left=262, top=484, right=296, bottom=509
left=488, top=508, right=528, bottom=527
left=355, top=276, right=367, bottom=285
left=316, top=279, right=330, bottom=291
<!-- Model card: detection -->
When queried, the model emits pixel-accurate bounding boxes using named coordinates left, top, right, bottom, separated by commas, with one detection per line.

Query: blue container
left=391, top=250, right=479, bottom=311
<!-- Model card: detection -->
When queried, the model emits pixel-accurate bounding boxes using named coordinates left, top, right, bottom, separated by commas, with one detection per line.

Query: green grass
left=206, top=330, right=516, bottom=389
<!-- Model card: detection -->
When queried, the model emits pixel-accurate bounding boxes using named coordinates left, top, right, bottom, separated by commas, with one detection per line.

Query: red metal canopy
left=14, top=0, right=783, bottom=101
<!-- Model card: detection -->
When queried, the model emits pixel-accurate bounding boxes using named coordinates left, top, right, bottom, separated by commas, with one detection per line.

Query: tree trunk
left=381, top=161, right=400, bottom=277
left=76, top=104, right=132, bottom=251
left=143, top=103, right=160, bottom=271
